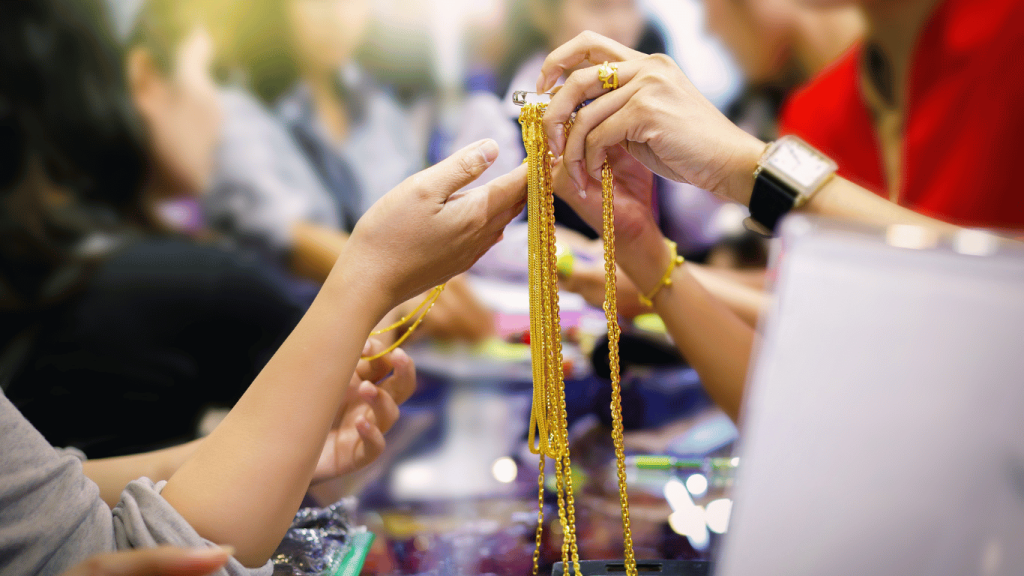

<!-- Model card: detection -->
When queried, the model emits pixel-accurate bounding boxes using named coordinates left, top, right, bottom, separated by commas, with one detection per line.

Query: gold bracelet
left=638, top=239, right=684, bottom=308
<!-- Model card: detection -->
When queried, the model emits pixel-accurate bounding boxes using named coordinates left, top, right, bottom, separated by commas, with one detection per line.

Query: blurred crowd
left=2, top=0, right=1022, bottom=574
left=1, top=0, right=819, bottom=460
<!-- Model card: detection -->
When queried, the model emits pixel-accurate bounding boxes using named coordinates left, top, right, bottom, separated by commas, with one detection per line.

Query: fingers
left=415, top=139, right=500, bottom=203
left=578, top=107, right=634, bottom=181
left=62, top=546, right=232, bottom=576
left=537, top=31, right=645, bottom=93
left=357, top=379, right=401, bottom=432
left=375, top=347, right=416, bottom=405
left=557, top=83, right=640, bottom=190
left=354, top=414, right=387, bottom=461
left=464, top=163, right=528, bottom=229
left=544, top=61, right=643, bottom=157
left=357, top=339, right=394, bottom=383
left=559, top=266, right=607, bottom=310
left=551, top=158, right=604, bottom=232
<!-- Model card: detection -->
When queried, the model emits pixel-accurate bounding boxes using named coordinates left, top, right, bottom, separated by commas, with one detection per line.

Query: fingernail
left=391, top=348, right=408, bottom=364
left=475, top=139, right=499, bottom=167
left=362, top=341, right=372, bottom=356
left=360, top=381, right=379, bottom=399
left=356, top=418, right=372, bottom=432
left=570, top=165, right=586, bottom=193
left=575, top=181, right=587, bottom=199
left=536, top=73, right=549, bottom=93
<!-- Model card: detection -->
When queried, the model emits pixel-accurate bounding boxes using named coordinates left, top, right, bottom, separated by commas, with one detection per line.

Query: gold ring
left=598, top=61, right=619, bottom=90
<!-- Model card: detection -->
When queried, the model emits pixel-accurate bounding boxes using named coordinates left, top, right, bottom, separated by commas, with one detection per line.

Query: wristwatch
left=745, top=135, right=837, bottom=236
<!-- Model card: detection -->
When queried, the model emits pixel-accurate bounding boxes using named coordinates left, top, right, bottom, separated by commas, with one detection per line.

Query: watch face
left=766, top=138, right=836, bottom=190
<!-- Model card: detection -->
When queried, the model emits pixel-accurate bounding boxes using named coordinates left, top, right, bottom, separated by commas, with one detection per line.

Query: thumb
left=419, top=139, right=500, bottom=201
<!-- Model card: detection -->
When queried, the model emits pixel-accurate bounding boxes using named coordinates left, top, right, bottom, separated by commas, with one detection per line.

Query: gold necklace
left=361, top=284, right=445, bottom=361
left=520, top=102, right=636, bottom=576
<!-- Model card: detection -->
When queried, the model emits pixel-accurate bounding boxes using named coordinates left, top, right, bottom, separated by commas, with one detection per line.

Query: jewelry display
left=517, top=74, right=636, bottom=576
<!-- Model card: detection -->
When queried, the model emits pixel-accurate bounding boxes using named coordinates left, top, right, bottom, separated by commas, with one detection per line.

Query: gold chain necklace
left=520, top=102, right=636, bottom=576
left=361, top=284, right=446, bottom=361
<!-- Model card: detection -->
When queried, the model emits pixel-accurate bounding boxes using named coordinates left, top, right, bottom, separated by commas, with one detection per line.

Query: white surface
left=718, top=218, right=1024, bottom=576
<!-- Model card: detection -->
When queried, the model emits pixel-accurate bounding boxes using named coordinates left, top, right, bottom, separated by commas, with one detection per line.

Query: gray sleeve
left=206, top=88, right=340, bottom=251
left=0, top=393, right=272, bottom=576
left=113, top=480, right=273, bottom=576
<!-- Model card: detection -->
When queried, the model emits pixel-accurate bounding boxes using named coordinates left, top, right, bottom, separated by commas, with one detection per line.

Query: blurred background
left=1, top=0, right=873, bottom=573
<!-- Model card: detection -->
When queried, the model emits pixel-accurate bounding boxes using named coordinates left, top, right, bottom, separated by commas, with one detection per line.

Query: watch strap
left=749, top=169, right=799, bottom=235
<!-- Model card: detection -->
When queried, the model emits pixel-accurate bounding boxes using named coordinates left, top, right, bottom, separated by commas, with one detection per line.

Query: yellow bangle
left=638, top=239, right=684, bottom=308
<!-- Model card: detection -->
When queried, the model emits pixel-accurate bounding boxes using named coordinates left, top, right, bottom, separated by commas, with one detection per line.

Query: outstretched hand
left=341, top=139, right=527, bottom=310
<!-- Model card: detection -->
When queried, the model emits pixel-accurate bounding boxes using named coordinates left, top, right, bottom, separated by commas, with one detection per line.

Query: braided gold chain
left=520, top=102, right=635, bottom=576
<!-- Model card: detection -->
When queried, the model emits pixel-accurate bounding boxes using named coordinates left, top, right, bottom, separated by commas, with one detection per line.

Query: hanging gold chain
left=520, top=102, right=635, bottom=576
left=602, top=163, right=636, bottom=576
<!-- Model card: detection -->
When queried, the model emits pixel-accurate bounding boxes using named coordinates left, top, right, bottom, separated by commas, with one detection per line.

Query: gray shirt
left=207, top=88, right=340, bottom=252
left=0, top=392, right=272, bottom=576
left=207, top=70, right=429, bottom=254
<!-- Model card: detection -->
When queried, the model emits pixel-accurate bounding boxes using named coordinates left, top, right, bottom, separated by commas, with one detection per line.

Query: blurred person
left=706, top=0, right=863, bottom=142
left=779, top=0, right=1024, bottom=229
left=534, top=32, right=994, bottom=423
left=0, top=0, right=315, bottom=458
left=0, top=1, right=526, bottom=573
left=209, top=0, right=494, bottom=341
left=705, top=0, right=863, bottom=92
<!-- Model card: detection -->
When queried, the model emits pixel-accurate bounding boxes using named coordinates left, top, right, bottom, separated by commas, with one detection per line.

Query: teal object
left=328, top=531, right=374, bottom=576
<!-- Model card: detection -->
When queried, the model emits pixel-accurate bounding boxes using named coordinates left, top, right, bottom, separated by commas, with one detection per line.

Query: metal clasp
left=512, top=91, right=553, bottom=106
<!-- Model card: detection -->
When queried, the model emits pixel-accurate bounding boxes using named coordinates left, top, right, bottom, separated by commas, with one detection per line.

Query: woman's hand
left=559, top=248, right=648, bottom=320
left=312, top=341, right=416, bottom=482
left=59, top=547, right=231, bottom=576
left=403, top=275, right=496, bottom=343
left=551, top=145, right=675, bottom=296
left=537, top=31, right=765, bottom=205
left=339, top=139, right=527, bottom=311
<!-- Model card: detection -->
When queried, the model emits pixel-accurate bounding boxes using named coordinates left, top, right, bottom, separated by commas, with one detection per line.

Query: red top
left=778, top=0, right=1024, bottom=231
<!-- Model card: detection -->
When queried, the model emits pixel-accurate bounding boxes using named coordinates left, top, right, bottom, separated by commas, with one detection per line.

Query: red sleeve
left=777, top=47, right=887, bottom=197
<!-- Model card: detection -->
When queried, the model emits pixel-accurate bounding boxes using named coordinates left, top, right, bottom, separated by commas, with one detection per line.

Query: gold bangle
left=638, top=239, right=684, bottom=308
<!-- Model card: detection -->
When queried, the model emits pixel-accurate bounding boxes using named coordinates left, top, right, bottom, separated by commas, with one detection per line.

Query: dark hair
left=0, top=0, right=150, bottom=314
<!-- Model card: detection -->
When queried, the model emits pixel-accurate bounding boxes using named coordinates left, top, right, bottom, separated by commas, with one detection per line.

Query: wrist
left=619, top=226, right=674, bottom=297
left=717, top=134, right=768, bottom=206
left=322, top=251, right=393, bottom=328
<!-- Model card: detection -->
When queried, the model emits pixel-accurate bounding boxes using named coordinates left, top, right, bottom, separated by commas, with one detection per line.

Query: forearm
left=687, top=264, right=766, bottom=328
left=82, top=440, right=201, bottom=508
left=655, top=268, right=753, bottom=422
left=804, top=176, right=960, bottom=232
left=290, top=222, right=350, bottom=283
left=721, top=138, right=961, bottom=233
left=623, top=232, right=753, bottom=422
left=160, top=255, right=387, bottom=567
